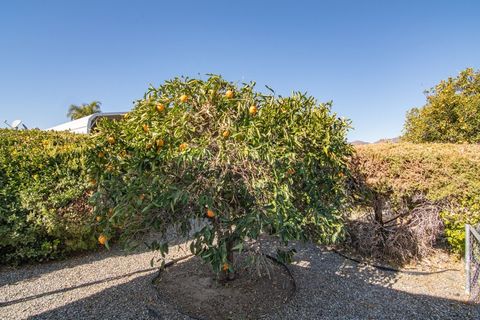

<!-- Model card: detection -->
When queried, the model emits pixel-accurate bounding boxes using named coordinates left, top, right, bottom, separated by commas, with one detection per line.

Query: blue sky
left=0, top=0, right=479, bottom=142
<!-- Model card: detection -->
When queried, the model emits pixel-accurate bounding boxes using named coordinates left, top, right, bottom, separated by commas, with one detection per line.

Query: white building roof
left=47, top=112, right=126, bottom=134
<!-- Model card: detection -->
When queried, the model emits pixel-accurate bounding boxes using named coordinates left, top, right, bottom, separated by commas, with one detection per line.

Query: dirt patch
left=153, top=253, right=295, bottom=320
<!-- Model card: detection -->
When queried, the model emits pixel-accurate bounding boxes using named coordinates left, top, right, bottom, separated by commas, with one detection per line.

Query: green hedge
left=0, top=129, right=96, bottom=264
left=3, top=127, right=478, bottom=265
left=349, top=142, right=480, bottom=258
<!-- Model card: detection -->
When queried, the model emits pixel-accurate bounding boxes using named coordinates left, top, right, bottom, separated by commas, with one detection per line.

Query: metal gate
left=465, top=224, right=480, bottom=301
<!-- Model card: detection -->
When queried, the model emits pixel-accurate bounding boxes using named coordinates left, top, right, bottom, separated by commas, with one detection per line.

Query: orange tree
left=403, top=68, right=480, bottom=143
left=88, top=75, right=351, bottom=279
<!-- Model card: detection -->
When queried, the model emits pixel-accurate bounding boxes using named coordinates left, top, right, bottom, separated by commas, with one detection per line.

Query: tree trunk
left=373, top=195, right=384, bottom=225
left=373, top=194, right=388, bottom=245
left=223, top=239, right=235, bottom=281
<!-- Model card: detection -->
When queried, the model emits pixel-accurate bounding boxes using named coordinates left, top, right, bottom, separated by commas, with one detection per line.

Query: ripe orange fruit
left=156, top=139, right=165, bottom=148
left=96, top=216, right=102, bottom=222
left=225, top=90, right=234, bottom=99
left=249, top=105, right=257, bottom=115
left=156, top=103, right=165, bottom=112
left=98, top=151, right=105, bottom=158
left=98, top=234, right=107, bottom=245
left=179, top=143, right=188, bottom=151
left=206, top=209, right=215, bottom=218
left=222, top=130, right=230, bottom=138
left=143, top=124, right=149, bottom=132
left=108, top=136, right=115, bottom=145
left=223, top=263, right=229, bottom=272
left=180, top=95, right=188, bottom=103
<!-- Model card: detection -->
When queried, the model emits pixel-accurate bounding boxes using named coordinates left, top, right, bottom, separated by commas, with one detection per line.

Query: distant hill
left=350, top=137, right=401, bottom=145
left=374, top=137, right=401, bottom=144
left=350, top=140, right=370, bottom=145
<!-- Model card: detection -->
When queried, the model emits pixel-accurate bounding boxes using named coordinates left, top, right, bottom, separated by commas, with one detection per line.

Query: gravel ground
left=1, top=239, right=478, bottom=320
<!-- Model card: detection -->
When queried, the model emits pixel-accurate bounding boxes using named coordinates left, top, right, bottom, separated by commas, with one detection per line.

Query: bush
left=348, top=142, right=480, bottom=262
left=89, top=75, right=352, bottom=277
left=0, top=129, right=96, bottom=264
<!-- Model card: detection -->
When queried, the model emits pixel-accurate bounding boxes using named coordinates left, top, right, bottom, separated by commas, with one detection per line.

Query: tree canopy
left=67, top=101, right=102, bottom=120
left=403, top=68, right=480, bottom=143
left=89, top=75, right=352, bottom=278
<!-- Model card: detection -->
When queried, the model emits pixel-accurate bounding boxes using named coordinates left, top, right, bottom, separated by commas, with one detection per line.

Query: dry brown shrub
left=345, top=142, right=480, bottom=264
left=345, top=197, right=444, bottom=264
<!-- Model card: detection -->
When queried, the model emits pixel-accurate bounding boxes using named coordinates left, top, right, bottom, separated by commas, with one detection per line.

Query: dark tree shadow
left=0, top=229, right=193, bottom=288
left=0, top=245, right=134, bottom=288
left=11, top=242, right=478, bottom=320
left=267, top=242, right=479, bottom=320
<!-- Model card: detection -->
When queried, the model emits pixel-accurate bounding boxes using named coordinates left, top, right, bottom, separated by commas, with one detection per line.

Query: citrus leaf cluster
left=89, top=75, right=352, bottom=273
left=403, top=68, right=480, bottom=143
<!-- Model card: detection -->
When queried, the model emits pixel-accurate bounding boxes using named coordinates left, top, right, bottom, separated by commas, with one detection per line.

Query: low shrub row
left=2, top=129, right=480, bottom=266
left=0, top=129, right=96, bottom=264
left=347, top=142, right=480, bottom=263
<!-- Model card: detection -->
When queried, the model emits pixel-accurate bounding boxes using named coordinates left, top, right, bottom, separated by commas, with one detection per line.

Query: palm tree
left=67, top=101, right=102, bottom=120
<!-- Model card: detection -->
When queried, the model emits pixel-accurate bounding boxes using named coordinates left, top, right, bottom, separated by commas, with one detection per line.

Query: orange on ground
left=225, top=90, right=234, bottom=99
left=179, top=143, right=188, bottom=151
left=156, top=103, right=165, bottom=112
left=98, top=234, right=107, bottom=245
left=222, top=130, right=230, bottom=138
left=249, top=105, right=258, bottom=115
left=180, top=95, right=188, bottom=103
left=206, top=209, right=215, bottom=218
